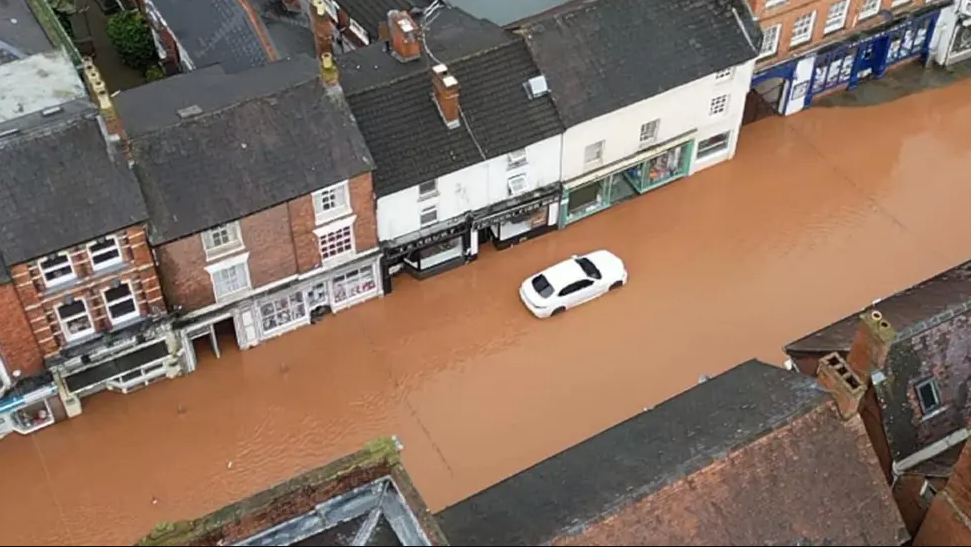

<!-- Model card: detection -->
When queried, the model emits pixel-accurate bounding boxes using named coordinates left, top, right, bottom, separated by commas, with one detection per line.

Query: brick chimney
left=846, top=309, right=896, bottom=381
left=281, top=0, right=302, bottom=14
left=309, top=0, right=334, bottom=58
left=431, top=64, right=460, bottom=129
left=80, top=58, right=127, bottom=147
left=384, top=9, right=421, bottom=62
left=817, top=352, right=867, bottom=420
left=320, top=52, right=339, bottom=88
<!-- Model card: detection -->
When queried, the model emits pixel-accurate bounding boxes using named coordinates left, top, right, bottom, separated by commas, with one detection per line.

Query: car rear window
left=575, top=257, right=602, bottom=279
left=531, top=274, right=554, bottom=298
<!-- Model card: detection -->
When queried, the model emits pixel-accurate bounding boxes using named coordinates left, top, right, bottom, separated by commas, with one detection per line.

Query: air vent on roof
left=41, top=106, right=63, bottom=117
left=525, top=75, right=548, bottom=99
left=177, top=105, right=204, bottom=119
left=0, top=128, right=20, bottom=139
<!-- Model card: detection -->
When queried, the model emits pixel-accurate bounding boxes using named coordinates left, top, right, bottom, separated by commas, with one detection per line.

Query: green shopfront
left=559, top=133, right=695, bottom=226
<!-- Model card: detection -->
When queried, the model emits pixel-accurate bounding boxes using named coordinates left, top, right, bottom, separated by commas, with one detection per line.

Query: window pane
left=320, top=226, right=353, bottom=259
left=104, top=284, right=133, bottom=302
left=109, top=300, right=137, bottom=318
left=58, top=301, right=85, bottom=318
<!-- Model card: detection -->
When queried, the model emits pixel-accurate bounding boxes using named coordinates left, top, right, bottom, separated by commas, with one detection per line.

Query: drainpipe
left=892, top=427, right=970, bottom=476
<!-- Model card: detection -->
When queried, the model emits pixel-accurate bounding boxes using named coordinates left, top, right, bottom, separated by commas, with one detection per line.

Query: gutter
left=893, top=427, right=970, bottom=476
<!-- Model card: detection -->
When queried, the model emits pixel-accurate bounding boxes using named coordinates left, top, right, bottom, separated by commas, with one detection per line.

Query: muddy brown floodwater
left=3, top=80, right=971, bottom=546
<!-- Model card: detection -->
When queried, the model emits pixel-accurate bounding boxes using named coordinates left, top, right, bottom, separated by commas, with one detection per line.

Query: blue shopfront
left=752, top=6, right=942, bottom=116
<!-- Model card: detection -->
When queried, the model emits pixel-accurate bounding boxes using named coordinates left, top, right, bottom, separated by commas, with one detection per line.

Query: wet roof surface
left=0, top=0, right=54, bottom=64
left=448, top=0, right=574, bottom=26
left=0, top=50, right=86, bottom=123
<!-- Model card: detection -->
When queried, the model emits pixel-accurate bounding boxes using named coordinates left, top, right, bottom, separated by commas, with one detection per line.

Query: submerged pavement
left=2, top=79, right=971, bottom=545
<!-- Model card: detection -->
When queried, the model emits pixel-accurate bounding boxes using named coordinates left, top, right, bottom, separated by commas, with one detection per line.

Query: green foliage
left=145, top=64, right=166, bottom=82
left=106, top=11, right=157, bottom=71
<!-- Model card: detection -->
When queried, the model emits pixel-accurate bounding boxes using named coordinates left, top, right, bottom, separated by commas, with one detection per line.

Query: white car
left=519, top=250, right=628, bottom=318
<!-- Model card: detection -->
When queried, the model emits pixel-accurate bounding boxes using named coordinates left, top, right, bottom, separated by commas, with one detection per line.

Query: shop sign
left=472, top=193, right=559, bottom=229
left=386, top=221, right=470, bottom=259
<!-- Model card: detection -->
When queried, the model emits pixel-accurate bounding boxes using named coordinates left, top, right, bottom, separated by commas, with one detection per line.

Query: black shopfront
left=383, top=215, right=474, bottom=287
left=473, top=184, right=561, bottom=251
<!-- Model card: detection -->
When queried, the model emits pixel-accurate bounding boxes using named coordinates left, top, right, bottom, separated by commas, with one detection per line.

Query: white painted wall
left=560, top=59, right=756, bottom=180
left=376, top=134, right=562, bottom=241
left=933, top=4, right=971, bottom=66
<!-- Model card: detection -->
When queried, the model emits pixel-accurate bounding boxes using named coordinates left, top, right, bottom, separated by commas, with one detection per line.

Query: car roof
left=541, top=258, right=585, bottom=287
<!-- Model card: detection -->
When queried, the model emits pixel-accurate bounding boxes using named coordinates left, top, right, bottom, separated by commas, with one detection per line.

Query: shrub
left=106, top=11, right=156, bottom=71
left=145, top=64, right=166, bottom=82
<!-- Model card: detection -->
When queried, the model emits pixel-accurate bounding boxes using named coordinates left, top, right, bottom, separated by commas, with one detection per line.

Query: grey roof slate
left=338, top=6, right=563, bottom=197
left=337, top=0, right=431, bottom=38
left=116, top=55, right=373, bottom=244
left=0, top=100, right=148, bottom=264
left=436, top=360, right=830, bottom=546
left=448, top=0, right=575, bottom=27
left=150, top=0, right=276, bottom=73
left=522, top=0, right=762, bottom=127
left=0, top=0, right=54, bottom=64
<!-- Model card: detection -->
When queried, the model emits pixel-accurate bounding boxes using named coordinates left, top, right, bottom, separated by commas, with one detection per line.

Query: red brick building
left=0, top=58, right=183, bottom=436
left=113, top=54, right=381, bottom=367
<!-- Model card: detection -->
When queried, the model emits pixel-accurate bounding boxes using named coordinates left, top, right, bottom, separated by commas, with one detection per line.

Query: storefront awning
left=472, top=187, right=561, bottom=229
left=65, top=341, right=170, bottom=393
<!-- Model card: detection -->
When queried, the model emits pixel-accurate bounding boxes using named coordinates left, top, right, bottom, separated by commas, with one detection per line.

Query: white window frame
left=639, top=119, right=660, bottom=147
left=824, top=0, right=850, bottom=34
left=39, top=252, right=76, bottom=287
left=313, top=215, right=358, bottom=265
left=507, top=149, right=528, bottom=170
left=890, top=0, right=911, bottom=6
left=204, top=252, right=252, bottom=302
left=709, top=94, right=730, bottom=116
left=102, top=282, right=140, bottom=326
left=858, top=0, right=882, bottom=20
left=202, top=222, right=244, bottom=261
left=759, top=24, right=782, bottom=59
left=420, top=205, right=438, bottom=227
left=57, top=299, right=96, bottom=342
left=915, top=378, right=943, bottom=415
left=790, top=11, right=817, bottom=47
left=87, top=236, right=124, bottom=271
left=331, top=263, right=378, bottom=307
left=714, top=68, right=733, bottom=81
left=507, top=174, right=529, bottom=196
left=313, top=181, right=352, bottom=225
left=348, top=18, right=369, bottom=44
left=764, top=0, right=787, bottom=8
left=418, top=180, right=438, bottom=201
left=584, top=141, right=604, bottom=168
left=696, top=131, right=733, bottom=160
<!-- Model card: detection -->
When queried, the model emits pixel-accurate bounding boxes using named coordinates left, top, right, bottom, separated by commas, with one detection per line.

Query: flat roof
left=447, top=0, right=575, bottom=26
left=0, top=0, right=55, bottom=64
left=0, top=50, right=85, bottom=122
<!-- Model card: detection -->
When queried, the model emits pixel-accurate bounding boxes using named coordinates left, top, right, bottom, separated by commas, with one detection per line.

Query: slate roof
left=913, top=441, right=971, bottom=546
left=437, top=360, right=908, bottom=546
left=786, top=261, right=971, bottom=355
left=448, top=0, right=575, bottom=27
left=0, top=100, right=148, bottom=264
left=522, top=0, right=762, bottom=127
left=136, top=438, right=448, bottom=546
left=0, top=0, right=54, bottom=64
left=337, top=6, right=563, bottom=197
left=338, top=0, right=431, bottom=38
left=150, top=0, right=277, bottom=73
left=115, top=55, right=373, bottom=244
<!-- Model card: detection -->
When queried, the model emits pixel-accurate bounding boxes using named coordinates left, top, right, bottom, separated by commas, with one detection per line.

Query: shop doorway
left=186, top=316, right=237, bottom=366
left=743, top=80, right=784, bottom=125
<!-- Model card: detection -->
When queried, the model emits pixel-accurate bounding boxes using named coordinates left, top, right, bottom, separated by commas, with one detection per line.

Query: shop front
left=751, top=4, right=943, bottom=115
left=560, top=134, right=695, bottom=226
left=0, top=373, right=61, bottom=439
left=946, top=17, right=971, bottom=65
left=384, top=215, right=473, bottom=281
left=473, top=185, right=561, bottom=250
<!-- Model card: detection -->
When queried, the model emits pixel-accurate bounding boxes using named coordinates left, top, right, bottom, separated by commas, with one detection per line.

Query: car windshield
left=531, top=274, right=555, bottom=298
left=575, top=257, right=602, bottom=280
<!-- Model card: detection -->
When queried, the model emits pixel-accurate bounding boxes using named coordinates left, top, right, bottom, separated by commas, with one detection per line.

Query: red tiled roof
left=551, top=404, right=908, bottom=546
left=915, top=442, right=971, bottom=546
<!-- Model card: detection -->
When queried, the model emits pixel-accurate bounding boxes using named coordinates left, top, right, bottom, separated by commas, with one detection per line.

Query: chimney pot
left=817, top=352, right=866, bottom=420
left=310, top=0, right=335, bottom=58
left=387, top=10, right=421, bottom=62
left=431, top=63, right=460, bottom=129
left=320, top=53, right=339, bottom=88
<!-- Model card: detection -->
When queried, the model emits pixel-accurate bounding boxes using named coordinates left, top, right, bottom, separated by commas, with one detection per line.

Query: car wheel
left=610, top=280, right=624, bottom=291
left=551, top=307, right=566, bottom=317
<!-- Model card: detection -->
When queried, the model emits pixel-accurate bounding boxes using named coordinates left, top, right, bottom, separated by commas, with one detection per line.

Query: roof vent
left=177, top=105, right=203, bottom=119
left=0, top=128, right=20, bottom=138
left=525, top=75, right=548, bottom=99
left=41, top=106, right=63, bottom=117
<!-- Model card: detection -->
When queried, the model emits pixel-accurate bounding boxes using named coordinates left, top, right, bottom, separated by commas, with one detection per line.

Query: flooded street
left=4, top=80, right=971, bottom=545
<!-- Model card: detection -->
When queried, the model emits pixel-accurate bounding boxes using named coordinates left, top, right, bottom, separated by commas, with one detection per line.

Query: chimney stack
left=386, top=10, right=421, bottom=62
left=81, top=58, right=126, bottom=144
left=846, top=309, right=895, bottom=381
left=817, top=352, right=867, bottom=420
left=320, top=52, right=339, bottom=88
left=310, top=0, right=335, bottom=58
left=431, top=64, right=460, bottom=129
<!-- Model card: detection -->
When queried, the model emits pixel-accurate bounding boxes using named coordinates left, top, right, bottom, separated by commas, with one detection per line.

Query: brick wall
left=288, top=195, right=320, bottom=274
left=349, top=172, right=378, bottom=252
left=0, top=283, right=44, bottom=378
left=155, top=204, right=299, bottom=313
left=10, top=225, right=163, bottom=359
left=754, top=0, right=934, bottom=70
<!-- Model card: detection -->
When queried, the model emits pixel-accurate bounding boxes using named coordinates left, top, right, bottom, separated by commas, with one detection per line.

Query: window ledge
left=316, top=207, right=355, bottom=226
left=89, top=261, right=130, bottom=279
left=204, top=245, right=247, bottom=264
left=313, top=214, right=357, bottom=237
left=62, top=331, right=102, bottom=349
left=920, top=406, right=949, bottom=423
left=108, top=314, right=145, bottom=332
left=205, top=252, right=250, bottom=274
left=42, top=276, right=81, bottom=295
